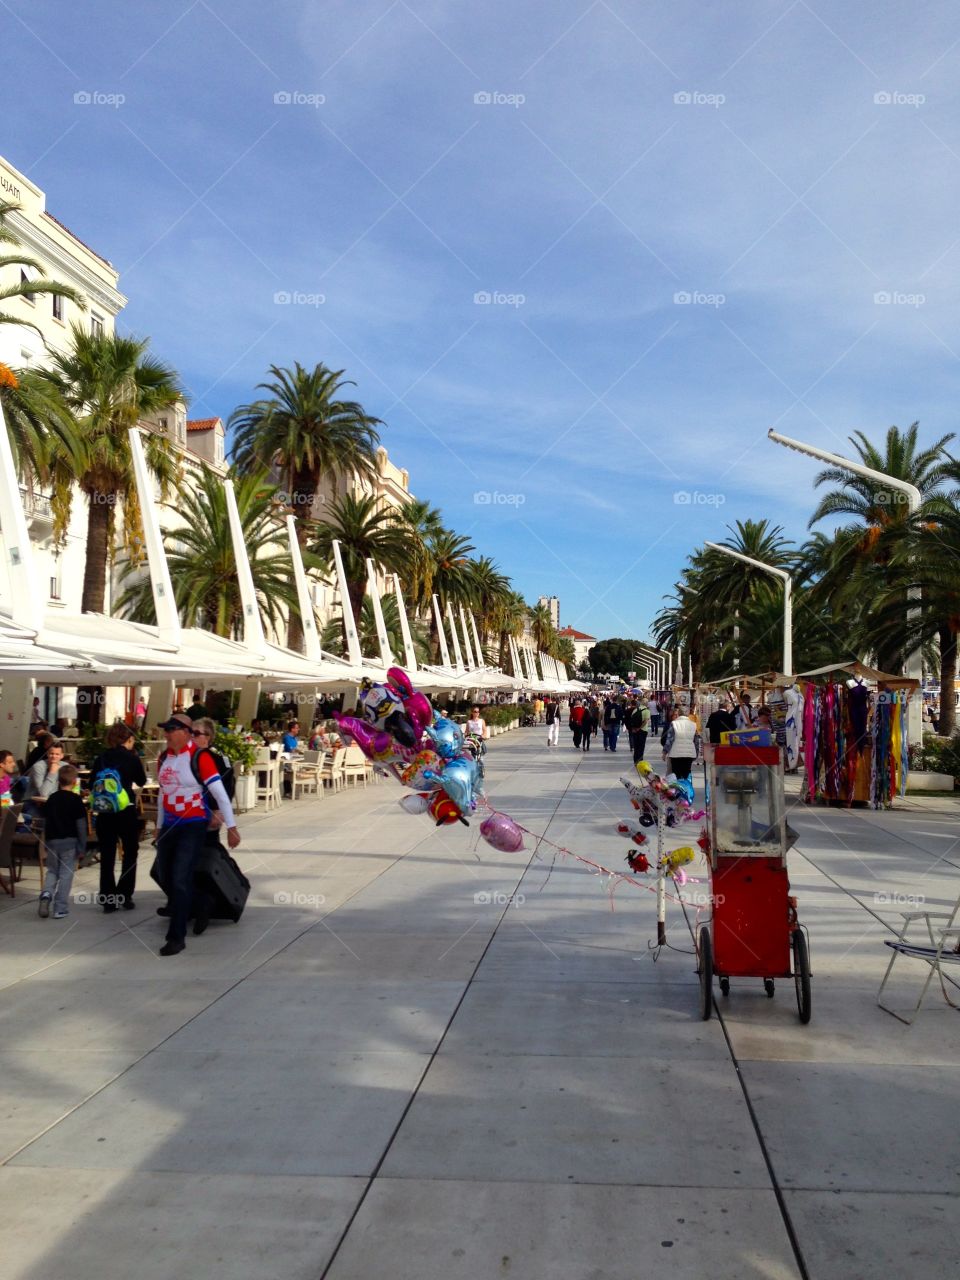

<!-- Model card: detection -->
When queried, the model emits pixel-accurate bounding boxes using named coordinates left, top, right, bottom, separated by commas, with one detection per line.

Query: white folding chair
left=254, top=746, right=274, bottom=811
left=877, top=890, right=960, bottom=1024
left=321, top=748, right=346, bottom=793
left=289, top=754, right=320, bottom=799
left=341, top=743, right=369, bottom=788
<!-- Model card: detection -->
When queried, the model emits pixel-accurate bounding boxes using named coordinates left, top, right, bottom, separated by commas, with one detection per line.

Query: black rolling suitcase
left=195, top=843, right=250, bottom=922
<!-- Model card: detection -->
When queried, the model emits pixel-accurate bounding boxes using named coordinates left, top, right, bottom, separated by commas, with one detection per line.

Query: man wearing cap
left=154, top=713, right=241, bottom=957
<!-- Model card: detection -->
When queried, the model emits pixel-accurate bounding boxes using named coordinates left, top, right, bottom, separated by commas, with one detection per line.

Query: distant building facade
left=557, top=625, right=596, bottom=667
left=538, top=595, right=560, bottom=628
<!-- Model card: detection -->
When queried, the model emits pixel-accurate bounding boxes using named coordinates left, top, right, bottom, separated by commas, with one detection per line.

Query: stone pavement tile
left=12, top=1048, right=427, bottom=1176
left=719, top=982, right=960, bottom=1065
left=741, top=1061, right=960, bottom=1193
left=382, top=1053, right=770, bottom=1188
left=256, top=928, right=491, bottom=982
left=784, top=1189, right=960, bottom=1280
left=165, top=977, right=465, bottom=1055
left=475, top=928, right=697, bottom=985
left=441, top=980, right=728, bottom=1060
left=328, top=1178, right=802, bottom=1280
left=0, top=1167, right=365, bottom=1280
left=0, top=977, right=233, bottom=1053
left=0, top=1051, right=132, bottom=1162
left=23, top=911, right=317, bottom=982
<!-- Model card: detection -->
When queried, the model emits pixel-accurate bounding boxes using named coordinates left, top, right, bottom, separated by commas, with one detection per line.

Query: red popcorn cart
left=696, top=744, right=811, bottom=1023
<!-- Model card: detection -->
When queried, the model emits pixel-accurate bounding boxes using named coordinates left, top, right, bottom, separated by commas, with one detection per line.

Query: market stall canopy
left=796, top=660, right=920, bottom=690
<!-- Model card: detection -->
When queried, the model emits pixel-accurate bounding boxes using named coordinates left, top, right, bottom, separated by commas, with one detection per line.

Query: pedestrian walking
left=545, top=698, right=561, bottom=747
left=602, top=698, right=623, bottom=751
left=629, top=699, right=651, bottom=763
left=91, top=722, right=146, bottom=913
left=37, top=764, right=86, bottom=919
left=662, top=708, right=701, bottom=780
left=154, top=713, right=241, bottom=957
left=582, top=701, right=598, bottom=752
left=569, top=700, right=584, bottom=749
left=649, top=699, right=662, bottom=735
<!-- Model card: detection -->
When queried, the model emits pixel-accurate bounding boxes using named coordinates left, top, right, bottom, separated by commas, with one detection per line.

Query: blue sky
left=6, top=0, right=960, bottom=642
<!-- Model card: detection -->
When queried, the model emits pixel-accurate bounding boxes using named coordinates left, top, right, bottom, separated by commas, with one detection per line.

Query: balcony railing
left=20, top=487, right=53, bottom=522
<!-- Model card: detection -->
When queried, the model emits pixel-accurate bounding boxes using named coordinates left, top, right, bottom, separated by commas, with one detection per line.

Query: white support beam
left=392, top=575, right=418, bottom=671
left=128, top=428, right=181, bottom=646
left=332, top=540, right=363, bottom=667
left=432, top=595, right=452, bottom=667
left=366, top=559, right=393, bottom=666
left=224, top=478, right=266, bottom=656
left=0, top=404, right=44, bottom=633
left=286, top=514, right=321, bottom=660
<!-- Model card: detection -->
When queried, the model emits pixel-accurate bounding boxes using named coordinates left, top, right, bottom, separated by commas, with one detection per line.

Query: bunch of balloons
left=334, top=668, right=524, bottom=855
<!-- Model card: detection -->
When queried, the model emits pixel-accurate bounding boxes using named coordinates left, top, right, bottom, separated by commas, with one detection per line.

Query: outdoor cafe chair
left=877, top=889, right=960, bottom=1024
left=321, top=748, right=346, bottom=794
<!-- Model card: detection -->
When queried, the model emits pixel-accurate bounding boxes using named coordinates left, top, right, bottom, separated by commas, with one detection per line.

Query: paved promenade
left=1, top=727, right=958, bottom=1278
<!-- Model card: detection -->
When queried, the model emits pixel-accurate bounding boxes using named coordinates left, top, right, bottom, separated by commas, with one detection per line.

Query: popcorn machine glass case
left=708, top=745, right=786, bottom=863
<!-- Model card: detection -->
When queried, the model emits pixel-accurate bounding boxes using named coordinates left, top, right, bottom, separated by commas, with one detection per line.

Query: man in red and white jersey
left=154, top=713, right=241, bottom=956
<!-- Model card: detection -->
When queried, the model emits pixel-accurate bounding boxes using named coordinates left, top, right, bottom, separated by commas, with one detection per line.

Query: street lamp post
left=768, top=428, right=922, bottom=741
left=704, top=541, right=793, bottom=676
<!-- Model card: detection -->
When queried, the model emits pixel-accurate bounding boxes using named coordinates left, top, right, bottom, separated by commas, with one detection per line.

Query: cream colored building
left=0, top=154, right=126, bottom=369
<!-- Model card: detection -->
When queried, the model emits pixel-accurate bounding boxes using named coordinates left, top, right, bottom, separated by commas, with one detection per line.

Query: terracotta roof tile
left=186, top=417, right=221, bottom=432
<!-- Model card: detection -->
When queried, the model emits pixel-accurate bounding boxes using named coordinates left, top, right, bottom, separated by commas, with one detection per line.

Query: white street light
left=704, top=541, right=793, bottom=676
left=636, top=642, right=670, bottom=688
left=768, top=428, right=922, bottom=740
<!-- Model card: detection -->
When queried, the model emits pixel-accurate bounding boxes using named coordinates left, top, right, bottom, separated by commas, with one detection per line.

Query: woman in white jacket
left=662, top=711, right=701, bottom=780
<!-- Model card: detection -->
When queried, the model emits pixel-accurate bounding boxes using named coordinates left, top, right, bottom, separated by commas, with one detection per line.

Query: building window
left=90, top=313, right=104, bottom=339
left=158, top=416, right=168, bottom=432
left=50, top=575, right=61, bottom=601
left=215, top=432, right=224, bottom=463
left=20, top=269, right=35, bottom=304
left=52, top=293, right=64, bottom=321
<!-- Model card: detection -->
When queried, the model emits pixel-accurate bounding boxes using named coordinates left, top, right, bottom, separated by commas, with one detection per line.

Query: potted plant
left=213, top=727, right=259, bottom=811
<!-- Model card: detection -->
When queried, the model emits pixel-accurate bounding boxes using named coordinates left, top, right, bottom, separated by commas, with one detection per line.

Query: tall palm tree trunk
left=78, top=490, right=113, bottom=723
left=81, top=491, right=112, bottom=614
left=938, top=622, right=957, bottom=737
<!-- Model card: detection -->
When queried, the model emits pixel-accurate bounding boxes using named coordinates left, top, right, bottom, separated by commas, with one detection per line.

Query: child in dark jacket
left=38, top=764, right=87, bottom=920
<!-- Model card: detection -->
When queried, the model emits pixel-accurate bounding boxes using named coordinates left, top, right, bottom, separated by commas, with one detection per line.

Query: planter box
left=234, top=771, right=258, bottom=812
left=907, top=771, right=955, bottom=792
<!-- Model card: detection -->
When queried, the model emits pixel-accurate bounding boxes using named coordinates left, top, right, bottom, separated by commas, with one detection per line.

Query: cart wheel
left=719, top=977, right=730, bottom=997
left=697, top=925, right=713, bottom=1021
left=764, top=978, right=775, bottom=998
left=793, top=928, right=812, bottom=1024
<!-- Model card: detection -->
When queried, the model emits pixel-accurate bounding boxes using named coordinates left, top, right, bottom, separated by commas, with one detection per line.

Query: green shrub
left=914, top=734, right=960, bottom=780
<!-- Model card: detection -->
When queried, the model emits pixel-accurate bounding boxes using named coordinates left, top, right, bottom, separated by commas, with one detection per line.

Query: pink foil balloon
left=480, top=812, right=525, bottom=853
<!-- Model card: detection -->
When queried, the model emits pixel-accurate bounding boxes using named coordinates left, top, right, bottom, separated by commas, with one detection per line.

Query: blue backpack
left=91, top=766, right=131, bottom=815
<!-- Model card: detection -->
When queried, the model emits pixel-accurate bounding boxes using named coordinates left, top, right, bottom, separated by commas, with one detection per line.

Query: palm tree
left=528, top=601, right=554, bottom=651
left=491, top=589, right=528, bottom=672
left=394, top=497, right=445, bottom=612
left=40, top=325, right=182, bottom=614
left=229, top=363, right=383, bottom=650
left=0, top=362, right=79, bottom=488
left=464, top=555, right=512, bottom=643
left=807, top=423, right=955, bottom=675
left=115, top=468, right=303, bottom=638
left=425, top=527, right=475, bottom=661
left=310, top=492, right=411, bottom=645
left=0, top=201, right=84, bottom=340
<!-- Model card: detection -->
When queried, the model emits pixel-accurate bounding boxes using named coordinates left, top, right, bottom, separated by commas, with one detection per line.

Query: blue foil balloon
left=426, top=714, right=464, bottom=761
left=435, top=756, right=478, bottom=813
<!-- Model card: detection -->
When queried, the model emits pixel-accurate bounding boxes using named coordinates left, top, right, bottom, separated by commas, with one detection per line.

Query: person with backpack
left=154, top=713, right=240, bottom=957
left=91, top=722, right=146, bottom=913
